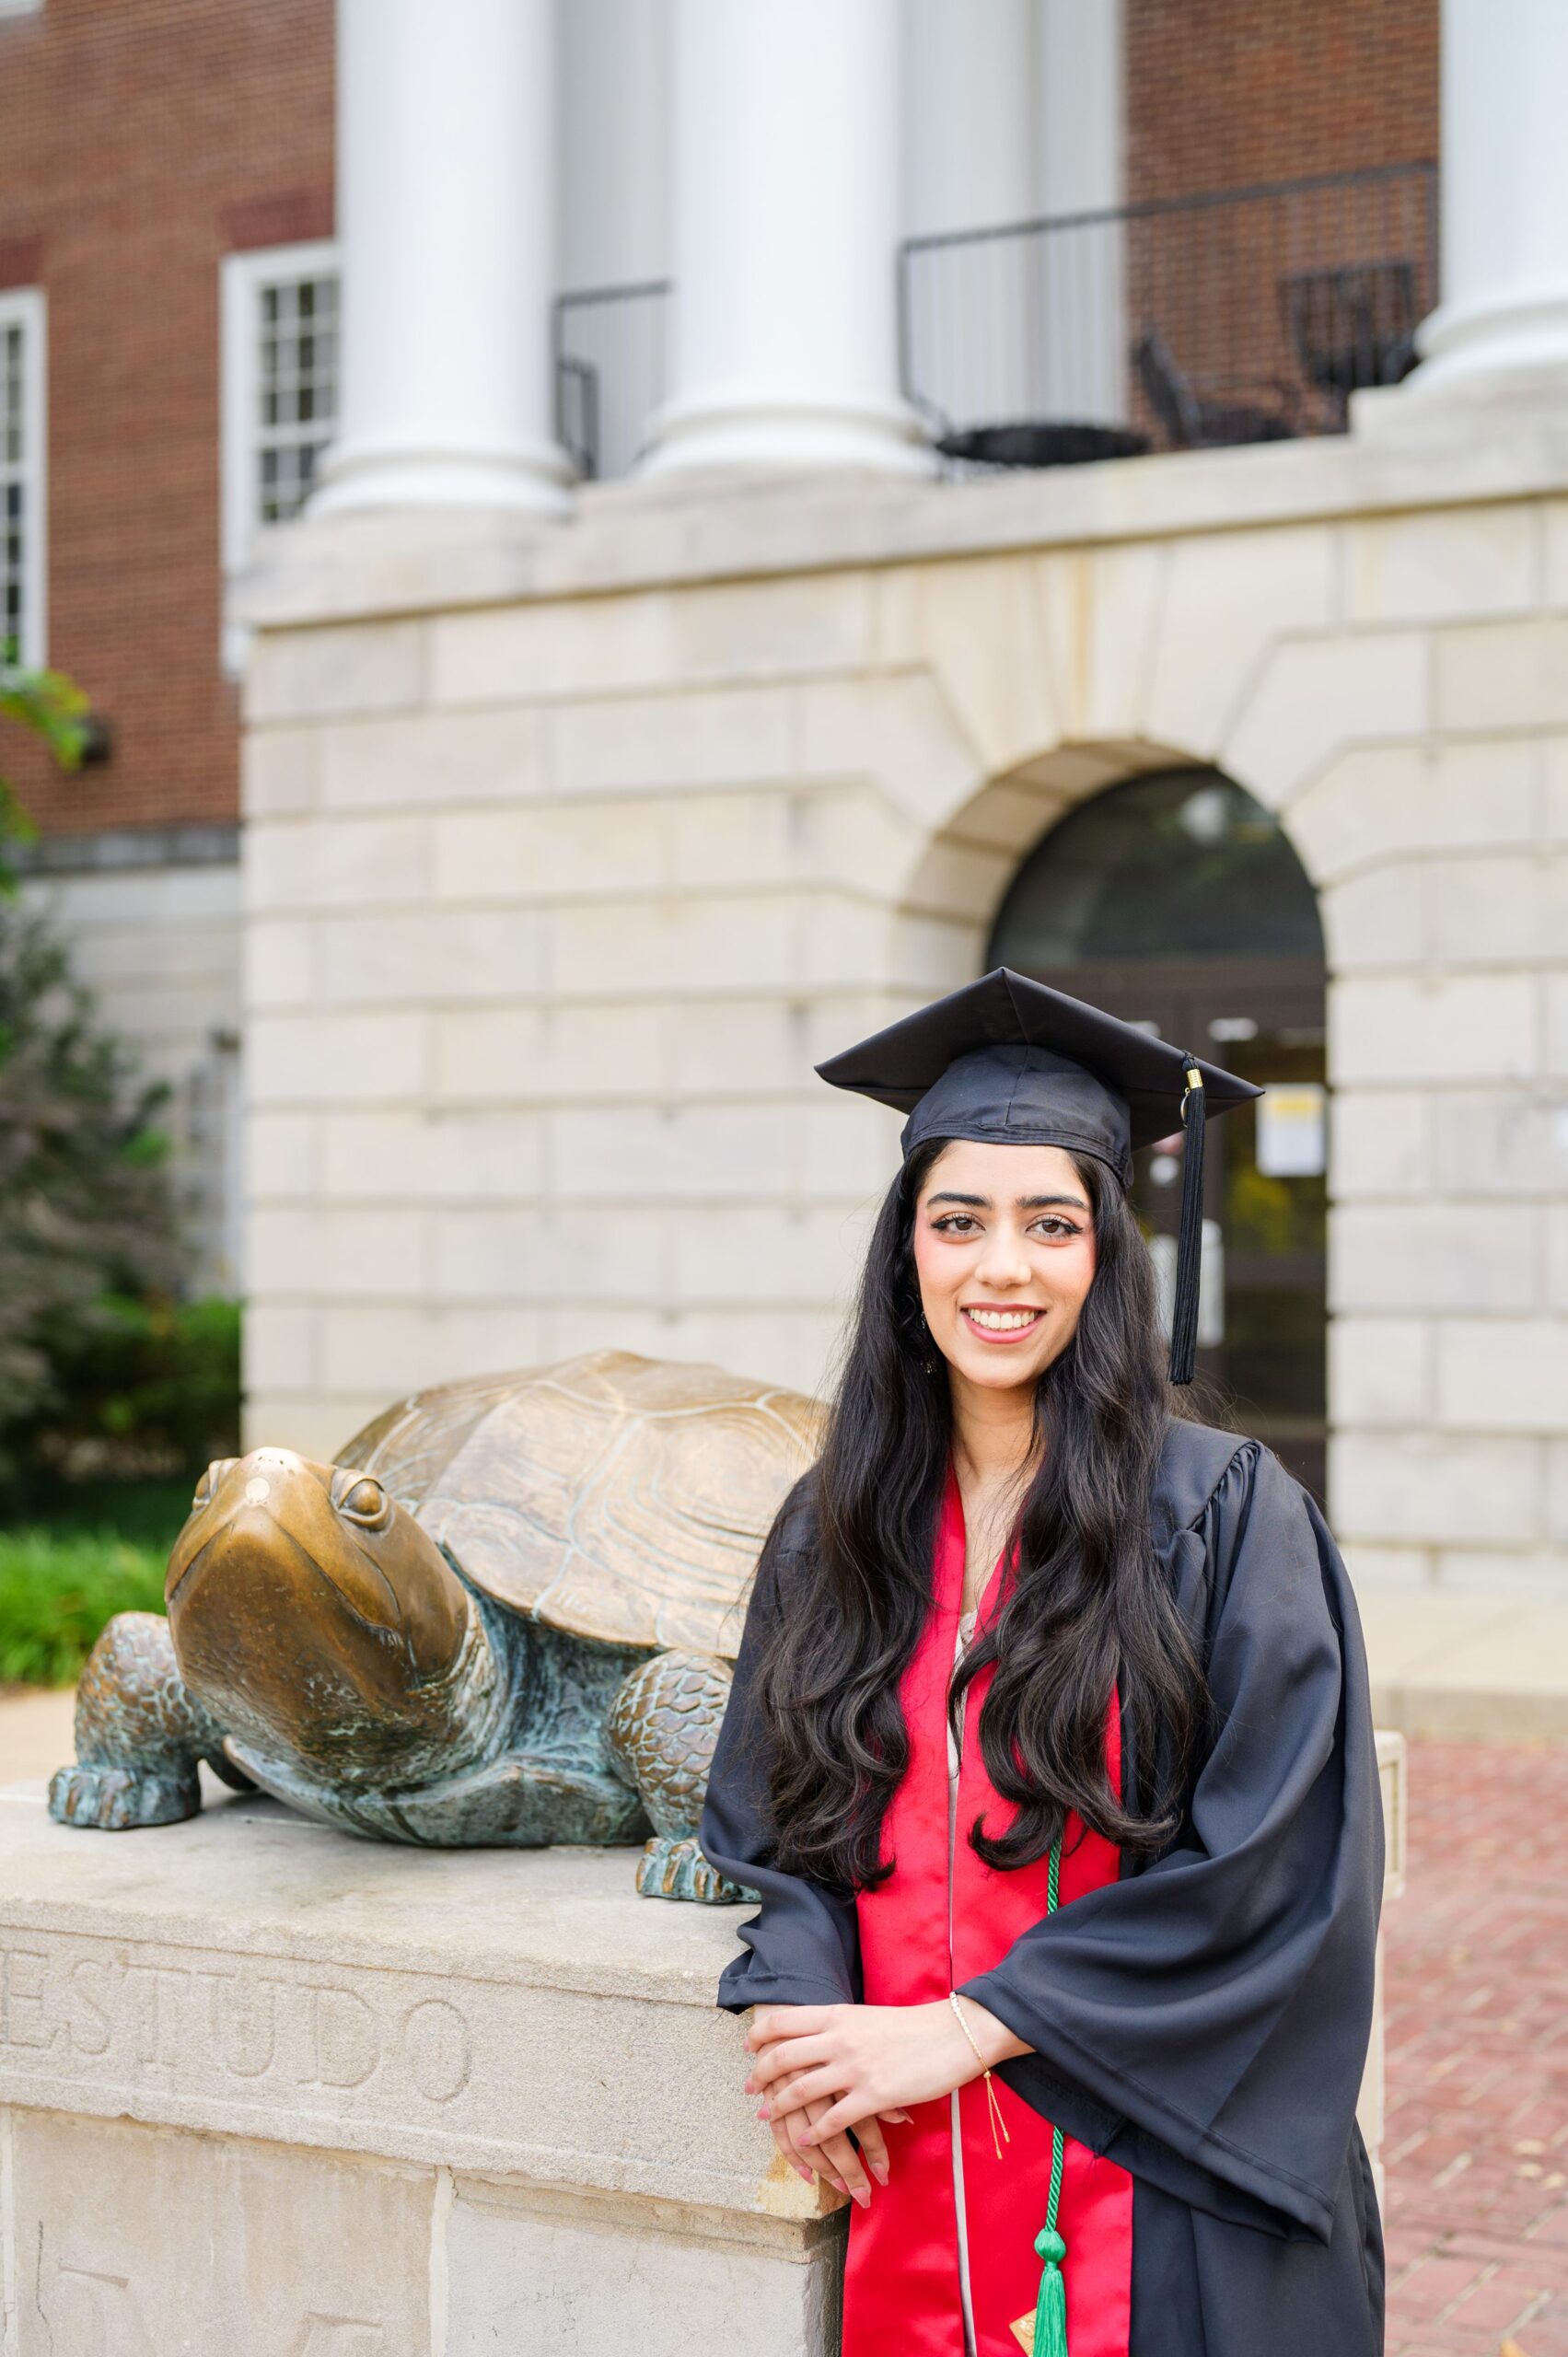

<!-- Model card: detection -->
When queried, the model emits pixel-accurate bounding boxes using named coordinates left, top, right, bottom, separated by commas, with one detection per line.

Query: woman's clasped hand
left=743, top=1996, right=1019, bottom=2205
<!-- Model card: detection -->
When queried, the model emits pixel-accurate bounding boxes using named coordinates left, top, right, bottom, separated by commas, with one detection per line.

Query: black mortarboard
left=815, top=968, right=1261, bottom=1385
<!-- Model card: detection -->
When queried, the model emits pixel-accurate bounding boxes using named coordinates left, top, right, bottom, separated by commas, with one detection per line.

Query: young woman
left=698, top=969, right=1384, bottom=2357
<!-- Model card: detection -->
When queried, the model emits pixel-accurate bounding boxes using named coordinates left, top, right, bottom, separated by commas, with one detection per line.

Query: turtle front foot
left=48, top=1763, right=200, bottom=1831
left=636, top=1832, right=759, bottom=1905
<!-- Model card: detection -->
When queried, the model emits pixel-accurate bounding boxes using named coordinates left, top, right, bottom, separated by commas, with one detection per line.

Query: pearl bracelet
left=948, top=1990, right=1011, bottom=2159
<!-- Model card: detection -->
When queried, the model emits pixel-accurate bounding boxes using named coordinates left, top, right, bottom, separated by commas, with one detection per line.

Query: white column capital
left=313, top=0, right=571, bottom=521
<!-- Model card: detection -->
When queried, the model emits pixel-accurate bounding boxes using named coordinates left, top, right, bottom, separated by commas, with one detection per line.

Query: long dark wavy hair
left=755, top=1139, right=1207, bottom=1888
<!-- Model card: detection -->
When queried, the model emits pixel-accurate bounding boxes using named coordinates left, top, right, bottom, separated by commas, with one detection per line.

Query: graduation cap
left=815, top=968, right=1261, bottom=1385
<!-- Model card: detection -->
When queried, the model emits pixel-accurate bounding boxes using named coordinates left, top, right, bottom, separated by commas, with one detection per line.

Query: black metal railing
left=552, top=280, right=671, bottom=481
left=898, top=161, right=1438, bottom=468
left=552, top=165, right=1437, bottom=482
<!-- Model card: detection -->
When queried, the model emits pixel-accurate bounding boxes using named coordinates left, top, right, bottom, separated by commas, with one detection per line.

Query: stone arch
left=889, top=733, right=1330, bottom=1498
left=894, top=737, right=1214, bottom=968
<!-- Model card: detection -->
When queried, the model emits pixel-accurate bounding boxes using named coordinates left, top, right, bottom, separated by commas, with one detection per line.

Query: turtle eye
left=336, top=1473, right=390, bottom=1527
left=192, top=1457, right=238, bottom=1509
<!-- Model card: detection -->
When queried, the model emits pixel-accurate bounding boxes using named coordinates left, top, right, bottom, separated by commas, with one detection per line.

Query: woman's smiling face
left=911, top=1139, right=1098, bottom=1395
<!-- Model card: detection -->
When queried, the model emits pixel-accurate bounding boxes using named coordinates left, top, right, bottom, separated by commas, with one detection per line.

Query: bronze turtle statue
left=48, top=1350, right=823, bottom=1902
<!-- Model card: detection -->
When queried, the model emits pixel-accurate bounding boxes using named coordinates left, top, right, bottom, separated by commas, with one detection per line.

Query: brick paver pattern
left=1384, top=1741, right=1568, bottom=2357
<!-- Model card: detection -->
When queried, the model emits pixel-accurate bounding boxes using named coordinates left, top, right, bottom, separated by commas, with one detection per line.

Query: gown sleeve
left=699, top=1483, right=864, bottom=2014
left=955, top=1440, right=1384, bottom=2245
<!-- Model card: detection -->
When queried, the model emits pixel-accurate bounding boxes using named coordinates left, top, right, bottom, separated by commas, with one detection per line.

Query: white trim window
left=0, top=286, right=46, bottom=666
left=220, top=240, right=340, bottom=578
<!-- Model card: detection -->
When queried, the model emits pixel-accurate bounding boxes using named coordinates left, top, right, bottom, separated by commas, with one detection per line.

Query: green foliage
left=0, top=1525, right=168, bottom=1686
left=0, top=645, right=237, bottom=1595
left=17, top=1295, right=241, bottom=1484
left=0, top=646, right=93, bottom=896
left=0, top=907, right=192, bottom=1476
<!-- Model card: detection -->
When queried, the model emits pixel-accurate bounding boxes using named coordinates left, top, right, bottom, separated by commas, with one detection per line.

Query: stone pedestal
left=0, top=1740, right=1403, bottom=2351
left=0, top=1782, right=842, bottom=2355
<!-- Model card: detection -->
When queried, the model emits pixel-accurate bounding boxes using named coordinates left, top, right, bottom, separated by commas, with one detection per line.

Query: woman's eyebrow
left=925, top=1190, right=1090, bottom=1212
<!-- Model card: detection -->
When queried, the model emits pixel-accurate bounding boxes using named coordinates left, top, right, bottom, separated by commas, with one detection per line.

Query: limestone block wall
left=240, top=451, right=1568, bottom=1596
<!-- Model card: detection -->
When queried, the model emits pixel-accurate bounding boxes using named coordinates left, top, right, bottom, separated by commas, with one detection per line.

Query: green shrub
left=0, top=1526, right=168, bottom=1686
left=15, top=1294, right=241, bottom=1490
left=0, top=905, right=191, bottom=1480
left=0, top=657, right=237, bottom=1503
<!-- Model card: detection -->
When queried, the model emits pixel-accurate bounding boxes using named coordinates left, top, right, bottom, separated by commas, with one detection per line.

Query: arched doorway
left=988, top=768, right=1328, bottom=1500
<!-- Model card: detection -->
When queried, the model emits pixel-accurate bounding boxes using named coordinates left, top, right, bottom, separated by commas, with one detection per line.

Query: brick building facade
left=0, top=0, right=1441, bottom=844
left=0, top=0, right=332, bottom=837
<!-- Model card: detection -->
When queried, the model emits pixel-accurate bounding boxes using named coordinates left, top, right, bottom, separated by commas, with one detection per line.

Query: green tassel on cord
left=1008, top=1840, right=1074, bottom=2354
left=1032, top=1839, right=1070, bottom=2356
left=1030, top=2223, right=1069, bottom=2357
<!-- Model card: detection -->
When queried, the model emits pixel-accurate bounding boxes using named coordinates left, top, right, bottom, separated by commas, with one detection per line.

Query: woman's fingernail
left=796, top=2166, right=813, bottom=2184
left=743, top=2078, right=754, bottom=2094
left=853, top=2187, right=871, bottom=2209
left=871, top=2163, right=889, bottom=2186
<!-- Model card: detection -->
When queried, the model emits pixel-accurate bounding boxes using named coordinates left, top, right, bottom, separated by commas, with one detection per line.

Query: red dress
left=842, top=1465, right=1133, bottom=2357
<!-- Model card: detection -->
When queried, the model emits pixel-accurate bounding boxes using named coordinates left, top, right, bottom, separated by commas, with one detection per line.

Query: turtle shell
left=334, top=1350, right=824, bottom=1657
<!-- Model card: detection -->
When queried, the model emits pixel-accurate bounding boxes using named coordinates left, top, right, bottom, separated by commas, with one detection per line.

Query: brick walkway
left=1385, top=1741, right=1568, bottom=2356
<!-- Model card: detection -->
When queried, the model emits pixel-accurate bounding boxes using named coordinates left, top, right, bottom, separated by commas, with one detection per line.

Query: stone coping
left=0, top=1782, right=818, bottom=2222
left=11, top=823, right=241, bottom=876
left=234, top=398, right=1568, bottom=633
left=1362, top=1597, right=1568, bottom=1744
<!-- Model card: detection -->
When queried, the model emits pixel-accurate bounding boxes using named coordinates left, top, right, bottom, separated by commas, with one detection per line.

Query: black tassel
left=1169, top=1058, right=1205, bottom=1387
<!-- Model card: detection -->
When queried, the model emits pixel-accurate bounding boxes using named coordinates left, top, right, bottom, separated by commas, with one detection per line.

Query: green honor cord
left=1030, top=1837, right=1069, bottom=2357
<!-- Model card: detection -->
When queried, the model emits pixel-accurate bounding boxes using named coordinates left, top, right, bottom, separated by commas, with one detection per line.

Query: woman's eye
left=934, top=1214, right=979, bottom=1234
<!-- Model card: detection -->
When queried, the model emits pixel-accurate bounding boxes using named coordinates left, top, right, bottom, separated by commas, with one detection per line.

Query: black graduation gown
left=698, top=1420, right=1387, bottom=2357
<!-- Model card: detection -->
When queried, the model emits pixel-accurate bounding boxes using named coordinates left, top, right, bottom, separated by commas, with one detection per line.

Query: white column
left=559, top=0, right=671, bottom=288
left=1411, top=0, right=1568, bottom=395
left=904, top=0, right=1035, bottom=240
left=902, top=0, right=1035, bottom=429
left=312, top=0, right=571, bottom=519
left=643, top=0, right=931, bottom=478
left=1036, top=0, right=1126, bottom=424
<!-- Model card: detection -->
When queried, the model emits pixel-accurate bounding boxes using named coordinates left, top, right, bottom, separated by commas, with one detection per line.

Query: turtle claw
left=48, top=1763, right=200, bottom=1830
left=636, top=1832, right=760, bottom=1905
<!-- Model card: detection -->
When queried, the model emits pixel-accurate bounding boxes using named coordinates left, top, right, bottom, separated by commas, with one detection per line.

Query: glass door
left=988, top=772, right=1329, bottom=1501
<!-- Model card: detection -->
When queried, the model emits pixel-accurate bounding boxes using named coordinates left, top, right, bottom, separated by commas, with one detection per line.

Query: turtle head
left=166, top=1448, right=482, bottom=1780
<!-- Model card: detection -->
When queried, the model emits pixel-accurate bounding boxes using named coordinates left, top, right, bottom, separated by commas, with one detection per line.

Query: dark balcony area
left=553, top=162, right=1437, bottom=483
left=900, top=161, right=1438, bottom=470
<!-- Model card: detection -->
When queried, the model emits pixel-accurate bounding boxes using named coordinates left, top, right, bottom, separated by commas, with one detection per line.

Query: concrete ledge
left=234, top=407, right=1568, bottom=632
left=0, top=1783, right=842, bottom=2353
left=1360, top=1596, right=1568, bottom=1743
left=0, top=1784, right=816, bottom=2215
left=0, top=1738, right=1410, bottom=2349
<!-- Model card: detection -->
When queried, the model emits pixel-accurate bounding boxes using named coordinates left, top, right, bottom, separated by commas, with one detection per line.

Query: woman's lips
left=959, top=1306, right=1045, bottom=1344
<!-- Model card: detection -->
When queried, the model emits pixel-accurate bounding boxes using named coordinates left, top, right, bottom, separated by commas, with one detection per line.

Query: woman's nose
left=974, top=1226, right=1031, bottom=1286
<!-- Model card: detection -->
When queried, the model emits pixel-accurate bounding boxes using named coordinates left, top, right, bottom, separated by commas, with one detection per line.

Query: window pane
left=252, top=266, right=340, bottom=529
left=989, top=771, right=1324, bottom=968
left=0, top=303, right=33, bottom=656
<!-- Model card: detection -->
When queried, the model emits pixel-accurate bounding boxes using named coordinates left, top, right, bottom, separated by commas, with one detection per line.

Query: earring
left=905, top=1295, right=938, bottom=1376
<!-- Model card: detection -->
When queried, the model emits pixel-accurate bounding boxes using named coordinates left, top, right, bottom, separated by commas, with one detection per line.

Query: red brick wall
left=1127, top=0, right=1438, bottom=201
left=0, top=0, right=332, bottom=837
left=1123, top=1, right=1439, bottom=447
